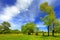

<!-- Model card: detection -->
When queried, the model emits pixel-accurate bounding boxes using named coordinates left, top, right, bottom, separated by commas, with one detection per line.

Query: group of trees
left=0, top=21, right=20, bottom=34
left=54, top=20, right=60, bottom=33
left=21, top=22, right=39, bottom=35
left=0, top=21, right=11, bottom=34
left=0, top=22, right=39, bottom=35
left=40, top=2, right=60, bottom=36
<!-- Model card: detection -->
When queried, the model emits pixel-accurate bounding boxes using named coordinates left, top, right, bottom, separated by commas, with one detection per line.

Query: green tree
left=0, top=25, right=4, bottom=34
left=21, top=25, right=27, bottom=34
left=2, top=21, right=11, bottom=27
left=21, top=22, right=36, bottom=35
left=54, top=20, right=60, bottom=33
left=1, top=21, right=11, bottom=34
left=40, top=2, right=56, bottom=36
left=35, top=27, right=39, bottom=35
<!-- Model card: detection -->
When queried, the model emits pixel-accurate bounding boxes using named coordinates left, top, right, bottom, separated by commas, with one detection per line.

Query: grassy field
left=0, top=33, right=60, bottom=40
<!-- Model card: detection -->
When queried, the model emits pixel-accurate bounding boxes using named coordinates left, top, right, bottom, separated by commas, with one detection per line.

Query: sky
left=0, top=0, right=60, bottom=31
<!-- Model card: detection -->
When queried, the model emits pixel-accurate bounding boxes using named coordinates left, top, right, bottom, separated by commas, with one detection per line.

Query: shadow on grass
left=40, top=35, right=60, bottom=38
left=51, top=34, right=60, bottom=37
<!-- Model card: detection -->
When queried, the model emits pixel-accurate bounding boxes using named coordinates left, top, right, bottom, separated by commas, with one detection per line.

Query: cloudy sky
left=0, top=0, right=60, bottom=31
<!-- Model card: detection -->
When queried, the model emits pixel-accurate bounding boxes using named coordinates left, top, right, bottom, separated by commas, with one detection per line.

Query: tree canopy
left=40, top=2, right=56, bottom=36
left=21, top=22, right=36, bottom=35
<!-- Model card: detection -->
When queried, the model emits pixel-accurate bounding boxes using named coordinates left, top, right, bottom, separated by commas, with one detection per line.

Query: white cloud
left=0, top=6, right=20, bottom=21
left=0, top=0, right=33, bottom=21
left=16, top=0, right=33, bottom=10
left=36, top=22, right=47, bottom=27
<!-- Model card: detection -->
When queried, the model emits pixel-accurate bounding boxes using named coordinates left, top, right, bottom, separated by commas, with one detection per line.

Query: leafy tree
left=40, top=2, right=56, bottom=36
left=0, top=25, right=3, bottom=30
left=35, top=27, right=39, bottom=35
left=2, top=21, right=11, bottom=28
left=21, top=22, right=36, bottom=35
left=0, top=25, right=4, bottom=34
left=21, top=25, right=27, bottom=34
left=1, top=21, right=11, bottom=34
left=54, top=20, right=60, bottom=33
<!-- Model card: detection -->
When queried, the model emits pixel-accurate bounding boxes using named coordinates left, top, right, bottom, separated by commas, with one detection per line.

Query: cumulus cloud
left=0, top=6, right=20, bottom=21
left=0, top=0, right=33, bottom=21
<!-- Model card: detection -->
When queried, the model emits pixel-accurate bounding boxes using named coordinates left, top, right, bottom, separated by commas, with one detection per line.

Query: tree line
left=0, top=21, right=20, bottom=34
left=0, top=21, right=60, bottom=36
left=40, top=2, right=60, bottom=36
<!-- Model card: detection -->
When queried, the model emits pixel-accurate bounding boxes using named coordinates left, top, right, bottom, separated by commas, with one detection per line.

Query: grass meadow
left=0, top=33, right=60, bottom=40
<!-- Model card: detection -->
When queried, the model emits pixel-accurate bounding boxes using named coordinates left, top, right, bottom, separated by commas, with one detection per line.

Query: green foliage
left=0, top=25, right=3, bottom=30
left=40, top=2, right=56, bottom=36
left=40, top=2, right=56, bottom=26
left=45, top=6, right=53, bottom=13
left=2, top=21, right=11, bottom=27
left=40, top=2, right=56, bottom=29
left=54, top=20, right=60, bottom=33
left=0, top=21, right=11, bottom=34
left=35, top=27, right=39, bottom=32
left=35, top=27, right=39, bottom=35
left=21, top=22, right=36, bottom=34
left=10, top=29, right=20, bottom=34
left=40, top=2, right=48, bottom=11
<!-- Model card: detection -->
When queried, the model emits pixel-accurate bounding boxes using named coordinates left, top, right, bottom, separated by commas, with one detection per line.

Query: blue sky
left=0, top=0, right=60, bottom=31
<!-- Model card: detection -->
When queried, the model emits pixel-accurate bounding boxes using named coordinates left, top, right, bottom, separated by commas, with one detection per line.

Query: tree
left=21, top=22, right=36, bottom=35
left=2, top=21, right=11, bottom=28
left=40, top=2, right=56, bottom=36
left=21, top=25, right=27, bottom=34
left=54, top=20, right=60, bottom=33
left=35, top=27, right=39, bottom=35
left=1, top=21, right=11, bottom=34
left=0, top=25, right=4, bottom=34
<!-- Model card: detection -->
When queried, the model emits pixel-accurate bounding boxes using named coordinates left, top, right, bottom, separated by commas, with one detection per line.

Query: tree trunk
left=43, top=32, right=44, bottom=36
left=52, top=24, right=54, bottom=36
left=48, top=26, right=49, bottom=36
left=28, top=32, right=31, bottom=35
left=35, top=32, right=38, bottom=35
left=52, top=30, right=54, bottom=36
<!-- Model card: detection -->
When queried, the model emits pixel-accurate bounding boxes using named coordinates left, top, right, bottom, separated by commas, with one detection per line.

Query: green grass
left=0, top=33, right=60, bottom=40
